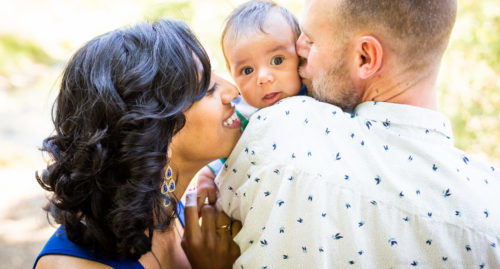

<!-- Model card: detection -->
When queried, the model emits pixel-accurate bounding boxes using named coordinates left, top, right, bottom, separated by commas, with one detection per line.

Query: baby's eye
left=241, top=67, right=254, bottom=75
left=271, top=56, right=284, bottom=66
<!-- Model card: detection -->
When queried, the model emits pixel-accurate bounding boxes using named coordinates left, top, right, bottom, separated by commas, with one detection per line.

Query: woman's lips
left=223, top=108, right=241, bottom=128
left=262, top=92, right=282, bottom=105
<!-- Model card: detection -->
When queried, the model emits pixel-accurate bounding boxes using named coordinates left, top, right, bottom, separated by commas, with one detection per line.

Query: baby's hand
left=196, top=166, right=218, bottom=213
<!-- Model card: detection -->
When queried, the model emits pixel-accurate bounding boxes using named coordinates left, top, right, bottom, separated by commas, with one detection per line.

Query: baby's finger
left=182, top=190, right=201, bottom=242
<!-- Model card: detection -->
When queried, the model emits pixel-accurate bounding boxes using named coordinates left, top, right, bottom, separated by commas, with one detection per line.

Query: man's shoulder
left=248, top=96, right=346, bottom=125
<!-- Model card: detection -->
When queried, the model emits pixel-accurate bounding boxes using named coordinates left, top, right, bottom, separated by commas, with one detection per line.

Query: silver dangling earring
left=161, top=165, right=175, bottom=207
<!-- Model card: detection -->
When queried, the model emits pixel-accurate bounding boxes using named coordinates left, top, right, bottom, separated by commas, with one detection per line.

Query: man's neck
left=360, top=66, right=439, bottom=110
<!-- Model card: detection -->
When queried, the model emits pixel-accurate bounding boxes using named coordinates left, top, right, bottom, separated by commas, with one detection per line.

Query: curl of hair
left=36, top=18, right=211, bottom=260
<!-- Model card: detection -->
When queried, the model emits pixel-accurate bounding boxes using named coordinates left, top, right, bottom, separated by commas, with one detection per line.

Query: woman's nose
left=221, top=82, right=239, bottom=104
left=257, top=68, right=274, bottom=85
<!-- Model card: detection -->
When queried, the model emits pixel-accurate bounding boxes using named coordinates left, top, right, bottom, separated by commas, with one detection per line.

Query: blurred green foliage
left=0, top=35, right=55, bottom=75
left=144, top=0, right=193, bottom=22
left=456, top=1, right=500, bottom=72
left=437, top=0, right=500, bottom=166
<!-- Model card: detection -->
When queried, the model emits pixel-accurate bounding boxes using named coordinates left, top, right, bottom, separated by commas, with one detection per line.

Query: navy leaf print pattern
left=218, top=100, right=500, bottom=268
left=332, top=233, right=343, bottom=240
left=366, top=121, right=372, bottom=129
left=383, top=119, right=391, bottom=128
left=442, top=188, right=451, bottom=197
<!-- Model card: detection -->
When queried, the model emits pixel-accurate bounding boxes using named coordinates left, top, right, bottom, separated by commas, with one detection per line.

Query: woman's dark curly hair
left=36, top=18, right=211, bottom=260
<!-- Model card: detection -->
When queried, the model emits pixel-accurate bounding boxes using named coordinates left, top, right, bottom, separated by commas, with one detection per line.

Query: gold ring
left=217, top=224, right=231, bottom=232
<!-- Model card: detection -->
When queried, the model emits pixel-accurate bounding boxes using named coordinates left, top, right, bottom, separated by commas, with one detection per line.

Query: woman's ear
left=354, top=36, right=383, bottom=80
left=167, top=147, right=172, bottom=159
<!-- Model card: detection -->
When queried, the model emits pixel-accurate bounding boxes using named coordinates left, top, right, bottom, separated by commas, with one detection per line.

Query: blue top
left=33, top=202, right=185, bottom=269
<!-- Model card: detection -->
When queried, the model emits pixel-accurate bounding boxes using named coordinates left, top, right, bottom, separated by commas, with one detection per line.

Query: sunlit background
left=0, top=0, right=498, bottom=267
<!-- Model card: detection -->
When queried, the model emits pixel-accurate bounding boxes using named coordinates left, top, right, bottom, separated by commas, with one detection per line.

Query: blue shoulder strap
left=34, top=201, right=186, bottom=269
left=176, top=201, right=185, bottom=227
left=33, top=226, right=144, bottom=269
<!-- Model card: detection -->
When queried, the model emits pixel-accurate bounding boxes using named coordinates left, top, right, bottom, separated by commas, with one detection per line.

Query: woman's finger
left=182, top=190, right=201, bottom=243
left=215, top=209, right=232, bottom=251
left=231, top=220, right=242, bottom=239
left=200, top=204, right=217, bottom=249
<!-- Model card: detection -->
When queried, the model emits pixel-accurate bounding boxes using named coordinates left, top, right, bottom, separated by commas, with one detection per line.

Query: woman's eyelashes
left=206, top=82, right=218, bottom=95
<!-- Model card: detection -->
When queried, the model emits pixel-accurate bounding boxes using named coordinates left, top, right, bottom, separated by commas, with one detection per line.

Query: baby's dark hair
left=221, top=0, right=300, bottom=63
left=36, top=18, right=211, bottom=261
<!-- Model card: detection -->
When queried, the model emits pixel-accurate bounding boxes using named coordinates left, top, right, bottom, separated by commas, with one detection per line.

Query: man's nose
left=296, top=33, right=309, bottom=59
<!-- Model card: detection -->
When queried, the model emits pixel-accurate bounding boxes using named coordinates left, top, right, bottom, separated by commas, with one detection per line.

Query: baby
left=197, top=0, right=305, bottom=195
left=222, top=0, right=303, bottom=110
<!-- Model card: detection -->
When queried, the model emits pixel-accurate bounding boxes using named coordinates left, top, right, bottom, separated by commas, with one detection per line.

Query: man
left=213, top=0, right=500, bottom=267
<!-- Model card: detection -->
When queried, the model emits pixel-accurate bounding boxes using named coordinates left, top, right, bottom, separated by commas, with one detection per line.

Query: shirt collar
left=353, top=101, right=454, bottom=142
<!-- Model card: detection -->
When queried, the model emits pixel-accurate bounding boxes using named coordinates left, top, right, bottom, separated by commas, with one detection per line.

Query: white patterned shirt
left=216, top=96, right=500, bottom=269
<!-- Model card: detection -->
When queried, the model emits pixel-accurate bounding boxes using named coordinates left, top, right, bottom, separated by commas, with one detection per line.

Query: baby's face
left=223, top=17, right=302, bottom=108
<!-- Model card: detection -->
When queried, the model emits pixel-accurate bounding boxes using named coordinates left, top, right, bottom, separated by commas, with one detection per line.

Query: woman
left=34, top=18, right=241, bottom=269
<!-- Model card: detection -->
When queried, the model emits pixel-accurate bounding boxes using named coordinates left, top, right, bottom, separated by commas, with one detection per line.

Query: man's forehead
left=300, top=0, right=335, bottom=31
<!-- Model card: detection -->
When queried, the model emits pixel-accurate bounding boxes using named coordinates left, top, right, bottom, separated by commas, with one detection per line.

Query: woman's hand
left=181, top=190, right=241, bottom=269
left=196, top=166, right=218, bottom=213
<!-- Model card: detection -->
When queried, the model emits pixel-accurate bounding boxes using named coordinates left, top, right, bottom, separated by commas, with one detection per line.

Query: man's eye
left=270, top=56, right=284, bottom=66
left=241, top=67, right=254, bottom=75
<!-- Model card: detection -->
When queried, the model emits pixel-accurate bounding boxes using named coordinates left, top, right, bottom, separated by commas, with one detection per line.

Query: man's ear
left=354, top=36, right=383, bottom=80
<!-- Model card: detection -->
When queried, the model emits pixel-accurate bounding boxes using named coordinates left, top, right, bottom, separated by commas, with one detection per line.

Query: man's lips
left=262, top=92, right=282, bottom=105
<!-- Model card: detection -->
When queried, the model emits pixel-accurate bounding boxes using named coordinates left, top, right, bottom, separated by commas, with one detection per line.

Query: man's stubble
left=300, top=51, right=361, bottom=112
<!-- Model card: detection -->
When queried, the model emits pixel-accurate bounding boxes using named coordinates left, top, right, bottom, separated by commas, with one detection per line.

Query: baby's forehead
left=224, top=12, right=295, bottom=45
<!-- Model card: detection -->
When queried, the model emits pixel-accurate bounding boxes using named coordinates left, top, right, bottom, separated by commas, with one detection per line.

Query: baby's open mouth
left=262, top=92, right=282, bottom=105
